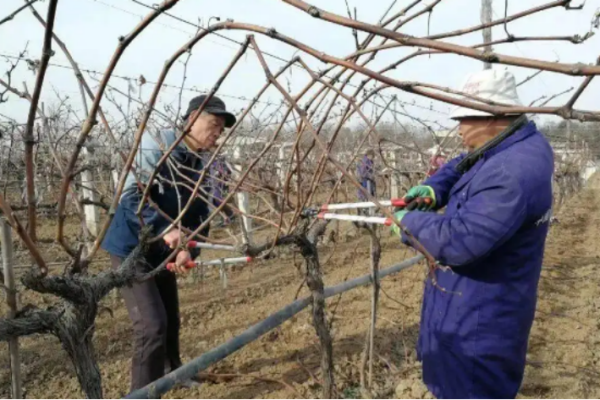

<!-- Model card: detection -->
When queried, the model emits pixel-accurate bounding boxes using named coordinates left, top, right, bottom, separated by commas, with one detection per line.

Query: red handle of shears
left=391, top=197, right=432, bottom=209
left=391, top=198, right=408, bottom=208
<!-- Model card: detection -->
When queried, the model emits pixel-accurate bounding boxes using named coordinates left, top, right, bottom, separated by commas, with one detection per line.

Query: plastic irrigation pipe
left=126, top=254, right=424, bottom=399
left=317, top=212, right=392, bottom=226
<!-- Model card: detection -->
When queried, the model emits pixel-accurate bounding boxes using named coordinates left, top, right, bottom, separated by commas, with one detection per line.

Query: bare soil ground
left=2, top=177, right=600, bottom=399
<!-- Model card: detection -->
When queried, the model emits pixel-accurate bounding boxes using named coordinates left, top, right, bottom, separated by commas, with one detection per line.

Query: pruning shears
left=301, top=197, right=429, bottom=218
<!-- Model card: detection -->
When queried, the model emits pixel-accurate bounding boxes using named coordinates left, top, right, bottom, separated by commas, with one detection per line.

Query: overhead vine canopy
left=0, top=0, right=599, bottom=397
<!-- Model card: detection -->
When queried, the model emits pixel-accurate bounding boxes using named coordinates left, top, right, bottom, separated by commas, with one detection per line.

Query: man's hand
left=403, top=185, right=436, bottom=211
left=170, top=250, right=193, bottom=274
left=163, top=229, right=183, bottom=249
left=163, top=229, right=194, bottom=274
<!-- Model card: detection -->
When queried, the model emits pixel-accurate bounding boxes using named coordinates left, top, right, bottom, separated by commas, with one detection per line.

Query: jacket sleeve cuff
left=399, top=212, right=421, bottom=246
left=420, top=183, right=442, bottom=208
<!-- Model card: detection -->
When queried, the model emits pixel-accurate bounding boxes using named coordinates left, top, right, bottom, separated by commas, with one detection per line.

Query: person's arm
left=401, top=165, right=527, bottom=267
left=421, top=154, right=466, bottom=209
left=366, top=159, right=374, bottom=180
left=124, top=133, right=196, bottom=250
left=121, top=131, right=166, bottom=194
left=123, top=133, right=168, bottom=227
left=127, top=131, right=205, bottom=266
left=357, top=161, right=365, bottom=180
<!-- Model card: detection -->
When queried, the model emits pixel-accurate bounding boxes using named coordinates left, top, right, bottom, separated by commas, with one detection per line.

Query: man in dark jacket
left=101, top=95, right=236, bottom=391
left=392, top=69, right=554, bottom=398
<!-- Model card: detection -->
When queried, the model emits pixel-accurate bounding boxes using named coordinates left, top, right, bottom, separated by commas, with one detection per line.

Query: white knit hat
left=449, top=69, right=523, bottom=120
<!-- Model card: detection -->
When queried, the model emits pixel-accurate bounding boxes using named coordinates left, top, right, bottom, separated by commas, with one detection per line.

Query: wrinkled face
left=186, top=111, right=226, bottom=150
left=458, top=117, right=513, bottom=152
left=458, top=118, right=490, bottom=151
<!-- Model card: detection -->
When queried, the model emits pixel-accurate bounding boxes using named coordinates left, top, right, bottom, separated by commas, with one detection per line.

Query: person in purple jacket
left=208, top=155, right=234, bottom=226
left=357, top=149, right=376, bottom=202
left=392, top=69, right=554, bottom=398
left=356, top=150, right=376, bottom=225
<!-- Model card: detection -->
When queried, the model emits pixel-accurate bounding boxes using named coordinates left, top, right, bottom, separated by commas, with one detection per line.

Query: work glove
left=390, top=210, right=408, bottom=237
left=402, top=185, right=436, bottom=211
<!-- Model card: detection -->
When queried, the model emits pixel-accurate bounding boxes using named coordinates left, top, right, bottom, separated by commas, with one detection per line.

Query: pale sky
left=1, top=0, right=599, bottom=128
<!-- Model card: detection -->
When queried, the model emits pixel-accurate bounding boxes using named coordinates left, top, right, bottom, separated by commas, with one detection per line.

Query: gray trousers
left=111, top=254, right=182, bottom=391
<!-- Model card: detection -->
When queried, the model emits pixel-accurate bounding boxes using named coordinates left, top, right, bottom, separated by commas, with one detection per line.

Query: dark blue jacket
left=102, top=130, right=210, bottom=260
left=401, top=122, right=554, bottom=398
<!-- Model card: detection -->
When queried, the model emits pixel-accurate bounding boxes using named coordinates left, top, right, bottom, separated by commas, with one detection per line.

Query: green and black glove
left=402, top=185, right=436, bottom=211
left=390, top=210, right=408, bottom=237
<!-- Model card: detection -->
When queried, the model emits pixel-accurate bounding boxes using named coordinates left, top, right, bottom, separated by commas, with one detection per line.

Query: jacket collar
left=456, top=121, right=538, bottom=170
left=449, top=121, right=538, bottom=196
left=483, top=121, right=537, bottom=159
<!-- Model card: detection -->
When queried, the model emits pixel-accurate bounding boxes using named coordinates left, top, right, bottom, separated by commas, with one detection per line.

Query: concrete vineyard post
left=1, top=217, right=22, bottom=399
left=233, top=146, right=252, bottom=244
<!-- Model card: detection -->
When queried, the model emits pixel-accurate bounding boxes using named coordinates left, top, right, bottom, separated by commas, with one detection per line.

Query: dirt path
left=2, top=178, right=600, bottom=398
left=520, top=175, right=600, bottom=398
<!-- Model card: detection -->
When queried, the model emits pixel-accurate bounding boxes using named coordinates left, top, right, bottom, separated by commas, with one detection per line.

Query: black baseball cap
left=183, top=94, right=236, bottom=128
